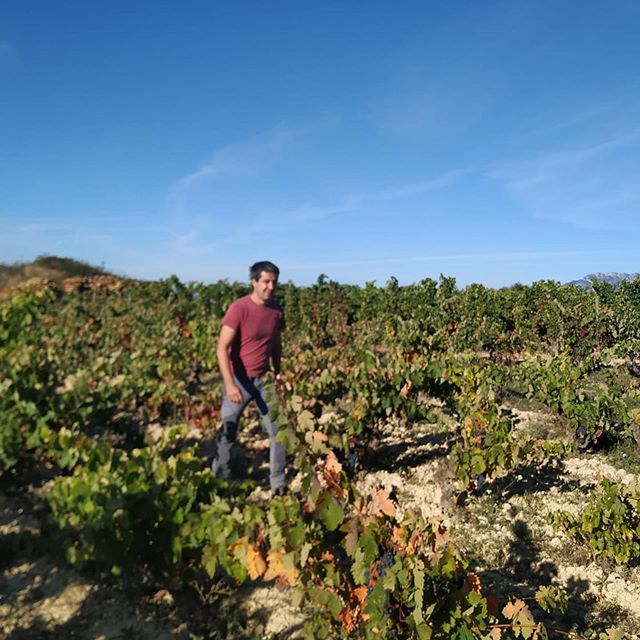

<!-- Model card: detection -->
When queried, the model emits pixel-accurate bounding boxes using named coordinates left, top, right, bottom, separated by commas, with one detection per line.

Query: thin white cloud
left=148, top=169, right=467, bottom=278
left=271, top=169, right=466, bottom=225
left=178, top=168, right=467, bottom=251
left=165, top=213, right=224, bottom=256
left=170, top=125, right=296, bottom=193
left=489, top=130, right=640, bottom=229
left=166, top=124, right=303, bottom=220
left=536, top=130, right=636, bottom=174
left=540, top=188, right=640, bottom=229
left=285, top=249, right=609, bottom=271
left=511, top=99, right=634, bottom=146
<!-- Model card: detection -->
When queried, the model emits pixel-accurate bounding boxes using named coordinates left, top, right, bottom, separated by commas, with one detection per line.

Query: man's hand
left=227, top=383, right=243, bottom=404
left=273, top=372, right=285, bottom=395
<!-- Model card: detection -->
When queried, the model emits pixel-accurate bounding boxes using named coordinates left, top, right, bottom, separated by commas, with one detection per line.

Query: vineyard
left=3, top=273, right=640, bottom=639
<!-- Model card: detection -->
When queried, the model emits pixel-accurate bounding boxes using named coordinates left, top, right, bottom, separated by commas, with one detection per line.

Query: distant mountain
left=568, top=272, right=640, bottom=288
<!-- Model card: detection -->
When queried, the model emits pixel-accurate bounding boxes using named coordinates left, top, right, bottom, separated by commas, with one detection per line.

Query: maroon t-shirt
left=222, top=295, right=285, bottom=377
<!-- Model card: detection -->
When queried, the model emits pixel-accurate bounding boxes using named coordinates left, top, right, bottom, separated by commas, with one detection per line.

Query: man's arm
left=271, top=332, right=282, bottom=378
left=217, top=324, right=243, bottom=403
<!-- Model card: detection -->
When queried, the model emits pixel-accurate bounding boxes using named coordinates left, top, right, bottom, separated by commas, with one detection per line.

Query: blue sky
left=2, top=1, right=639, bottom=287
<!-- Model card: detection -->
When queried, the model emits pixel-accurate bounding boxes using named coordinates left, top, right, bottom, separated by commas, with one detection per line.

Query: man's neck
left=250, top=292, right=267, bottom=306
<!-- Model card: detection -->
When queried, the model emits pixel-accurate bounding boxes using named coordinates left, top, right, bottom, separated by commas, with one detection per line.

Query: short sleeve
left=222, top=300, right=243, bottom=331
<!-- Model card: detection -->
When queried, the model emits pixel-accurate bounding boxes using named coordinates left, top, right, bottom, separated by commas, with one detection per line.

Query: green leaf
left=276, top=427, right=298, bottom=454
left=286, top=519, right=305, bottom=548
left=316, top=588, right=342, bottom=619
left=316, top=492, right=344, bottom=532
left=297, top=410, right=315, bottom=431
left=300, top=542, right=312, bottom=567
left=412, top=566, right=425, bottom=625
left=415, top=622, right=433, bottom=640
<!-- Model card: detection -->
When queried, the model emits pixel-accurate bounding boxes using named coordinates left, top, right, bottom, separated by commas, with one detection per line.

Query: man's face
left=252, top=270, right=278, bottom=303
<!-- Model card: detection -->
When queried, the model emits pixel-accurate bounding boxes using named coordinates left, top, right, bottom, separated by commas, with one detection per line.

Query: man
left=211, top=260, right=287, bottom=494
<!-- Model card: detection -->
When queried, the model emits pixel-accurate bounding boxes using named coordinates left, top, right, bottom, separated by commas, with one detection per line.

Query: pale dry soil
left=3, top=408, right=640, bottom=639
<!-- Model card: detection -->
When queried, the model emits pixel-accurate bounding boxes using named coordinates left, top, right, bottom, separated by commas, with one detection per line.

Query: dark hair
left=249, top=261, right=280, bottom=281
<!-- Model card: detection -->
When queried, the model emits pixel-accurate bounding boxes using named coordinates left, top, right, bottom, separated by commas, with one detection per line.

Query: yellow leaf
left=246, top=543, right=266, bottom=580
left=264, top=550, right=298, bottom=587
left=229, top=536, right=247, bottom=553
left=400, top=381, right=413, bottom=399
left=264, top=550, right=285, bottom=581
left=392, top=525, right=405, bottom=546
left=371, top=489, right=396, bottom=519
left=322, top=451, right=347, bottom=499
left=502, top=598, right=526, bottom=620
left=281, top=552, right=299, bottom=587
left=325, top=450, right=343, bottom=475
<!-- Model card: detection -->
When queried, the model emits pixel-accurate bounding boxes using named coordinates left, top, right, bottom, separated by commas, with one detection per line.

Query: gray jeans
left=211, top=373, right=286, bottom=490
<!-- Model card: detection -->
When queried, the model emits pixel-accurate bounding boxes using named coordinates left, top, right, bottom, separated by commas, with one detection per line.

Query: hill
left=0, top=256, right=113, bottom=290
